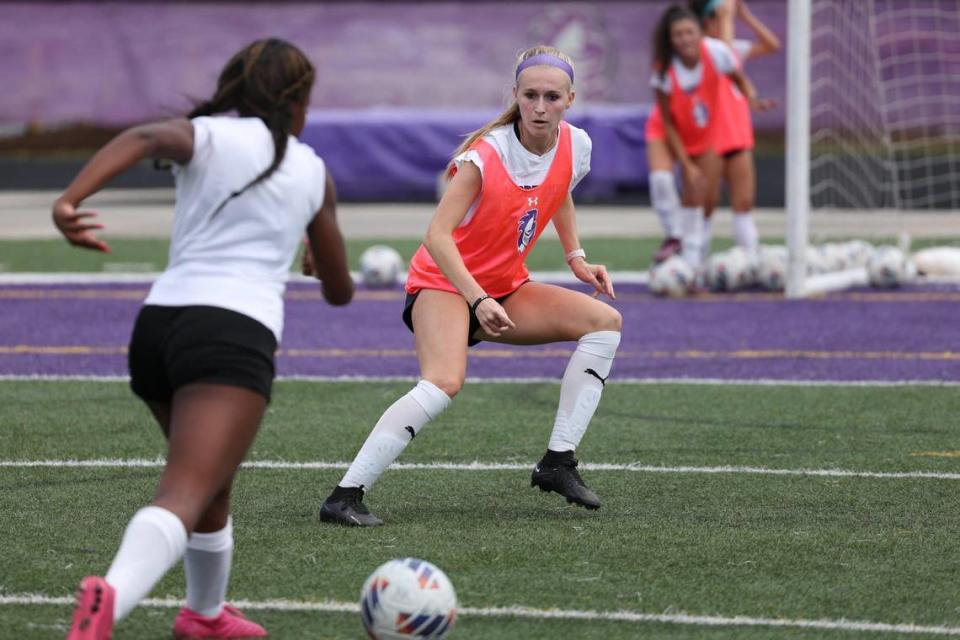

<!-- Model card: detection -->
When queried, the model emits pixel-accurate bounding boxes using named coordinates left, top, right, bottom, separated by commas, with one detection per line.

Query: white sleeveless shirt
left=145, top=116, right=326, bottom=341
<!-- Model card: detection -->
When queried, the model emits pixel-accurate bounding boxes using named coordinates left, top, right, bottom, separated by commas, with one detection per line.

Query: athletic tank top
left=405, top=122, right=573, bottom=297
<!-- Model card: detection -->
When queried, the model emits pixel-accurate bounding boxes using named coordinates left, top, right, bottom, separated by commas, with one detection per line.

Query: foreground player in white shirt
left=56, top=38, right=353, bottom=640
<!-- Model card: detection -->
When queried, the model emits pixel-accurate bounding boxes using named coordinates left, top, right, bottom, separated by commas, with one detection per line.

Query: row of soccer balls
left=650, top=241, right=915, bottom=297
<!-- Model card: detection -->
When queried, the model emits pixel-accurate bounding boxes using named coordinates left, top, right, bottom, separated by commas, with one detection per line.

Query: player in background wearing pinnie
left=59, top=39, right=353, bottom=639
left=316, top=46, right=621, bottom=526
left=644, top=4, right=766, bottom=272
left=689, top=0, right=780, bottom=262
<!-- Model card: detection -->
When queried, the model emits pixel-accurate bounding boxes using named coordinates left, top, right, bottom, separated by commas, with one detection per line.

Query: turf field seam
left=2, top=458, right=959, bottom=480
left=2, top=594, right=959, bottom=635
left=2, top=374, right=958, bottom=386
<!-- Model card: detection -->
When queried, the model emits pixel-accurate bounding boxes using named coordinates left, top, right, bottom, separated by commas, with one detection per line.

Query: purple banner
left=0, top=1, right=786, bottom=131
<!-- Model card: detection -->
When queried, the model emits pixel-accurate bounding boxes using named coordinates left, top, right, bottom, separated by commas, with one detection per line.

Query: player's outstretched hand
left=52, top=199, right=111, bottom=253
left=475, top=297, right=516, bottom=337
left=572, top=260, right=616, bottom=300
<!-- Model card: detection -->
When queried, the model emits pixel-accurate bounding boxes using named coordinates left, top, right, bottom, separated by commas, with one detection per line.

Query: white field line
left=1, top=458, right=958, bottom=480
left=1, top=374, right=958, bottom=387
left=1, top=594, right=959, bottom=636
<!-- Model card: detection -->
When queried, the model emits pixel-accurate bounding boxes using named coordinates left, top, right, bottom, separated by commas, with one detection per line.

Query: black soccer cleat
left=531, top=451, right=601, bottom=510
left=319, top=485, right=384, bottom=526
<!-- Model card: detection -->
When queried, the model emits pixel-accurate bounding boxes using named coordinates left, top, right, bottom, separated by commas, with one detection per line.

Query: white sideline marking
left=1, top=594, right=959, bottom=636
left=1, top=458, right=958, bottom=480
left=0, top=374, right=957, bottom=387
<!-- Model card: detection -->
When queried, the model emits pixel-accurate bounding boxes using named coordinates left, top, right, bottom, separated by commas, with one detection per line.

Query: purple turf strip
left=1, top=282, right=958, bottom=382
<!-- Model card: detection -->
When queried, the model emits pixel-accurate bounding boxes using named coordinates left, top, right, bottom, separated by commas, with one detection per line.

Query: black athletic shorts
left=402, top=282, right=528, bottom=347
left=722, top=147, right=750, bottom=160
left=128, top=305, right=277, bottom=403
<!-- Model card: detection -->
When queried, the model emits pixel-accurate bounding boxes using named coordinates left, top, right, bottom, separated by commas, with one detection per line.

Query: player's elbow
left=323, top=278, right=355, bottom=306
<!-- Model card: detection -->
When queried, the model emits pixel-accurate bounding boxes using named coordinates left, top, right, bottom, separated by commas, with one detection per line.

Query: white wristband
left=565, top=248, right=586, bottom=264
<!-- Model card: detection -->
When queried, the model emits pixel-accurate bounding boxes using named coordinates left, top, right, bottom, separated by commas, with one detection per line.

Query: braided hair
left=188, top=38, right=315, bottom=217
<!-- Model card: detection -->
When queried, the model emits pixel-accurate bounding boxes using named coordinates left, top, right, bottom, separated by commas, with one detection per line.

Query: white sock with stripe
left=339, top=380, right=451, bottom=490
left=548, top=331, right=621, bottom=452
left=105, top=505, right=188, bottom=621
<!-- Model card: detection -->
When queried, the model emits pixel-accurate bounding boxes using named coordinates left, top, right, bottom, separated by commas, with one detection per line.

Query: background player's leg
left=481, top=283, right=621, bottom=509
left=679, top=151, right=722, bottom=270
left=321, top=290, right=466, bottom=525
left=726, top=149, right=759, bottom=258
left=647, top=139, right=683, bottom=262
left=104, top=384, right=265, bottom=622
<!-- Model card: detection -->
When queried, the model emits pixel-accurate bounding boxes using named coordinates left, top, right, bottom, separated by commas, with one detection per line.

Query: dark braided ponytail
left=190, top=38, right=316, bottom=218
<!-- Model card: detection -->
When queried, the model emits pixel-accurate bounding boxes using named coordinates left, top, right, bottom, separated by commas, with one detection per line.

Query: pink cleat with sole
left=173, top=604, right=268, bottom=639
left=66, top=576, right=115, bottom=640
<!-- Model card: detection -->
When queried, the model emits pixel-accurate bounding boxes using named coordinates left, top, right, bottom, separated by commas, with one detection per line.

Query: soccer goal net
left=785, top=0, right=960, bottom=297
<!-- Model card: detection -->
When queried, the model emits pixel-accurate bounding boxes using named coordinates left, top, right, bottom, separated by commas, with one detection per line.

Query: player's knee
left=605, top=308, right=623, bottom=332
left=427, top=375, right=463, bottom=398
left=587, top=306, right=622, bottom=334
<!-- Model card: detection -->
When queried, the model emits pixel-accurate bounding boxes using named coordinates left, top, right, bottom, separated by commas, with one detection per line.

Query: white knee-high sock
left=679, top=207, right=705, bottom=269
left=733, top=211, right=759, bottom=257
left=184, top=517, right=233, bottom=618
left=548, top=331, right=621, bottom=452
left=649, top=170, right=681, bottom=238
left=339, top=380, right=451, bottom=490
left=105, top=506, right=188, bottom=621
left=701, top=217, right=714, bottom=262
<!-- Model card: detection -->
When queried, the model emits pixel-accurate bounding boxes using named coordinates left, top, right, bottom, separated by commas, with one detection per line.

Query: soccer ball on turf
left=842, top=240, right=874, bottom=268
left=757, top=245, right=788, bottom=291
left=867, top=245, right=909, bottom=288
left=649, top=255, right=695, bottom=297
left=359, top=245, right=405, bottom=287
left=360, top=558, right=458, bottom=639
left=704, top=249, right=750, bottom=292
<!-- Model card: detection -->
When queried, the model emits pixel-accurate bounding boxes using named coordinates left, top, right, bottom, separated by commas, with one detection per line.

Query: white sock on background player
left=339, top=380, right=450, bottom=490
left=733, top=211, right=759, bottom=258
left=678, top=207, right=705, bottom=269
left=105, top=505, right=188, bottom=621
left=649, top=170, right=681, bottom=238
left=548, top=331, right=621, bottom=452
left=701, top=217, right=714, bottom=262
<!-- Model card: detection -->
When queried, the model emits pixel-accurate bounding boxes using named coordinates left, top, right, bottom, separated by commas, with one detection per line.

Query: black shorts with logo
left=401, top=282, right=528, bottom=346
left=128, top=305, right=277, bottom=403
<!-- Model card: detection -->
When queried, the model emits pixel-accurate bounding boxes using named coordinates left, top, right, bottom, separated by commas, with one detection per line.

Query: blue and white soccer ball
left=841, top=240, right=874, bottom=268
left=705, top=249, right=750, bottom=292
left=360, top=245, right=405, bottom=287
left=867, top=246, right=911, bottom=289
left=757, top=245, right=788, bottom=291
left=649, top=255, right=695, bottom=298
left=360, top=558, right=458, bottom=639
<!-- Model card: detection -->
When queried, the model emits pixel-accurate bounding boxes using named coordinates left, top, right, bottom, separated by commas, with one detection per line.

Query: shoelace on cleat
left=344, top=491, right=372, bottom=515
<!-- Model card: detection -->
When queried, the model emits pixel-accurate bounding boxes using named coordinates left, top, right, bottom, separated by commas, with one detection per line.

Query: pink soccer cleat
left=66, top=576, right=115, bottom=640
left=173, top=604, right=268, bottom=639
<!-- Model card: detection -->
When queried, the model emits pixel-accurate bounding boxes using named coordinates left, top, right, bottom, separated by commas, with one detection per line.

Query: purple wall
left=0, top=1, right=787, bottom=131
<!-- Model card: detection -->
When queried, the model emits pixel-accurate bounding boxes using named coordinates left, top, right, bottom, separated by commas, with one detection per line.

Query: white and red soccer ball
left=360, top=558, right=458, bottom=639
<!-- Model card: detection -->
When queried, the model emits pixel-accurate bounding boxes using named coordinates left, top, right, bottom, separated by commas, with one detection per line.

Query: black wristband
left=470, top=294, right=491, bottom=314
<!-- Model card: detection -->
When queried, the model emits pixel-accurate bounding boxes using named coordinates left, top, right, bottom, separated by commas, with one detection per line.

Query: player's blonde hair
left=446, top=45, right=575, bottom=176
